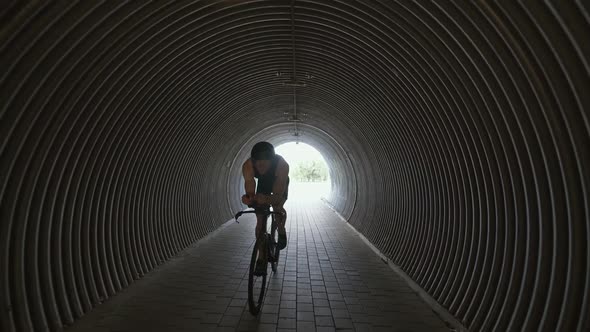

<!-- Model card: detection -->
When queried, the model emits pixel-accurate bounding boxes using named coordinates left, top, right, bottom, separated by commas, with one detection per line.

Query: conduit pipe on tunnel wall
left=1, top=1, right=589, bottom=331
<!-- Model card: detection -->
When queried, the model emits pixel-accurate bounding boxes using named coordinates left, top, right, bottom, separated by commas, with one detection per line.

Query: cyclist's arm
left=269, top=157, right=289, bottom=206
left=242, top=159, right=256, bottom=198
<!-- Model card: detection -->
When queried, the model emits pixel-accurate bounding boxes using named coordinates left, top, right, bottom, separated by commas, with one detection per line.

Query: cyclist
left=241, top=141, right=290, bottom=276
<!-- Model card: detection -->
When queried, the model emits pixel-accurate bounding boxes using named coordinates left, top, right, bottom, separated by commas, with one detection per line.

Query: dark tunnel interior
left=1, top=1, right=589, bottom=331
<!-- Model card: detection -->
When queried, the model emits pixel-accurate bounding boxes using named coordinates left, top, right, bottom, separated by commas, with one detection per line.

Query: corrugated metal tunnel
left=1, top=1, right=588, bottom=331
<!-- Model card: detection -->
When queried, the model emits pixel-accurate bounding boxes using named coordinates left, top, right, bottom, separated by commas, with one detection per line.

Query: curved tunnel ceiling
left=1, top=1, right=588, bottom=331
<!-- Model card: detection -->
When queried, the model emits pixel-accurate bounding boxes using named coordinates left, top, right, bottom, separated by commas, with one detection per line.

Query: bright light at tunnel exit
left=275, top=142, right=332, bottom=201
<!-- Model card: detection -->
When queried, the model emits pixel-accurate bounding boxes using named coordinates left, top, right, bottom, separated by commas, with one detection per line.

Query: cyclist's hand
left=242, top=194, right=254, bottom=205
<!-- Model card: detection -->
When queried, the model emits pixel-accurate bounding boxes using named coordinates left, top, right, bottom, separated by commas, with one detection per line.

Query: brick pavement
left=67, top=199, right=450, bottom=332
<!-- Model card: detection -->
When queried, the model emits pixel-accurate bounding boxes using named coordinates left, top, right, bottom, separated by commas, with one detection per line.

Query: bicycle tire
left=248, top=237, right=267, bottom=315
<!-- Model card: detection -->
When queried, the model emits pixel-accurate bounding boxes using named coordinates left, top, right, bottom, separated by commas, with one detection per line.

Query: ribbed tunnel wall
left=1, top=1, right=588, bottom=331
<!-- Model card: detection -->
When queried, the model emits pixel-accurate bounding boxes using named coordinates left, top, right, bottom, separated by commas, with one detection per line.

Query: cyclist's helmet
left=251, top=141, right=275, bottom=161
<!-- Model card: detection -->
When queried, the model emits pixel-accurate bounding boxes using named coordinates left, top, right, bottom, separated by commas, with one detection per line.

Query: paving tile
left=282, top=293, right=297, bottom=301
left=297, top=321, right=316, bottom=332
left=240, top=311, right=259, bottom=322
left=353, top=323, right=373, bottom=332
left=325, top=287, right=340, bottom=294
left=263, top=304, right=280, bottom=314
left=315, top=327, right=336, bottom=332
left=266, top=296, right=282, bottom=304
left=230, top=298, right=247, bottom=307
left=297, top=303, right=314, bottom=312
left=283, top=286, right=297, bottom=294
left=278, top=317, right=297, bottom=329
left=328, top=301, right=347, bottom=309
left=219, top=315, right=240, bottom=327
left=280, top=308, right=297, bottom=318
left=234, top=291, right=249, bottom=299
left=261, top=313, right=279, bottom=324
left=297, top=311, right=315, bottom=321
left=324, top=284, right=338, bottom=290
left=215, top=327, right=235, bottom=332
left=315, top=315, right=334, bottom=327
left=343, top=296, right=360, bottom=305
left=284, top=281, right=297, bottom=288
left=185, top=323, right=218, bottom=331
left=297, top=295, right=313, bottom=303
left=311, top=285, right=325, bottom=292
left=334, top=318, right=354, bottom=329
left=201, top=313, right=223, bottom=324
left=331, top=309, right=350, bottom=318
left=312, top=292, right=327, bottom=299
left=346, top=304, right=365, bottom=313
left=313, top=299, right=330, bottom=307
left=281, top=300, right=297, bottom=309
left=314, top=307, right=331, bottom=316
left=257, top=323, right=278, bottom=332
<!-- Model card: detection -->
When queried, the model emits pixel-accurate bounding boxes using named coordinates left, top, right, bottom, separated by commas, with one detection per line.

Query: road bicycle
left=235, top=205, right=284, bottom=315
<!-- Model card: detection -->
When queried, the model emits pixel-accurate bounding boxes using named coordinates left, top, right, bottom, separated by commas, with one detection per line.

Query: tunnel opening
left=226, top=123, right=359, bottom=222
left=275, top=141, right=332, bottom=202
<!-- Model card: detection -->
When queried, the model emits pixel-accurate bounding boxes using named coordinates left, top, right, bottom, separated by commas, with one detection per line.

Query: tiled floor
left=67, top=199, right=450, bottom=332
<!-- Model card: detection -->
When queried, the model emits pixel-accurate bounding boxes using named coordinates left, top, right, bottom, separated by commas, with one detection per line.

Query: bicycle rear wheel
left=248, top=237, right=267, bottom=315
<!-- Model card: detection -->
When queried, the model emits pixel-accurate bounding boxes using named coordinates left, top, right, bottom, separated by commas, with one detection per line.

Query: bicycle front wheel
left=248, top=237, right=267, bottom=315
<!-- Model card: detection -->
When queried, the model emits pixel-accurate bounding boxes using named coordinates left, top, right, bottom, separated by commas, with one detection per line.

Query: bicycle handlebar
left=234, top=206, right=285, bottom=223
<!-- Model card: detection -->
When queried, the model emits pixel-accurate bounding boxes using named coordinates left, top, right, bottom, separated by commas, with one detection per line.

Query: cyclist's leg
left=279, top=178, right=289, bottom=235
left=255, top=213, right=267, bottom=260
left=273, top=201, right=287, bottom=249
left=276, top=178, right=289, bottom=235
left=274, top=204, right=287, bottom=230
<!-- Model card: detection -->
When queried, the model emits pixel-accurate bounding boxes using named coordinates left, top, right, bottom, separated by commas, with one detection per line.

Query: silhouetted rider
left=241, top=142, right=290, bottom=275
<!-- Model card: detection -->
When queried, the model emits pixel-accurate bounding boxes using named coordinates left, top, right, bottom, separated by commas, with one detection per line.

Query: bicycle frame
left=235, top=206, right=283, bottom=259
